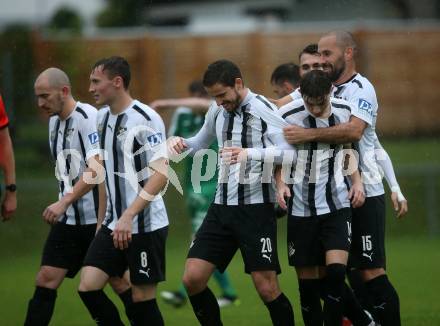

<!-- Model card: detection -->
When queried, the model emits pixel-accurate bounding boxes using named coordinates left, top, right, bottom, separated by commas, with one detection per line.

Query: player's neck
left=334, top=63, right=357, bottom=86
left=59, top=98, right=76, bottom=121
left=110, top=92, right=133, bottom=115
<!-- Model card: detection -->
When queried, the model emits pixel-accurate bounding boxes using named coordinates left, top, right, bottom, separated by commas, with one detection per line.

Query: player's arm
left=96, top=181, right=106, bottom=232
left=222, top=132, right=297, bottom=165
left=274, top=165, right=291, bottom=210
left=112, top=157, right=168, bottom=250
left=150, top=97, right=211, bottom=114
left=283, top=115, right=367, bottom=145
left=269, top=93, right=294, bottom=108
left=43, top=155, right=104, bottom=224
left=169, top=105, right=217, bottom=155
left=341, top=143, right=365, bottom=208
left=374, top=139, right=408, bottom=218
left=0, top=126, right=16, bottom=221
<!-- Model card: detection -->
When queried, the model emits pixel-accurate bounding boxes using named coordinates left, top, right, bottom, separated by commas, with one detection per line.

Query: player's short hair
left=188, top=80, right=208, bottom=97
left=202, top=59, right=242, bottom=88
left=92, top=56, right=131, bottom=89
left=324, top=31, right=357, bottom=53
left=298, top=43, right=319, bottom=61
left=270, top=63, right=300, bottom=88
left=299, top=70, right=332, bottom=99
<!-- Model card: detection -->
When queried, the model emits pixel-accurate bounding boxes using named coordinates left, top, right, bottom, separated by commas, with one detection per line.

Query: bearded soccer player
left=25, top=68, right=132, bottom=326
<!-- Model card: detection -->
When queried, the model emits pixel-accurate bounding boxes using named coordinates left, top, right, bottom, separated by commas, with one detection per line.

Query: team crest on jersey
left=116, top=126, right=127, bottom=137
left=147, top=132, right=162, bottom=146
left=358, top=99, right=373, bottom=116
left=66, top=128, right=75, bottom=137
left=88, top=132, right=99, bottom=144
left=97, top=122, right=104, bottom=135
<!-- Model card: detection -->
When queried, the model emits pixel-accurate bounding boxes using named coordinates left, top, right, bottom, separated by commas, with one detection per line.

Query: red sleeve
left=0, top=94, right=9, bottom=129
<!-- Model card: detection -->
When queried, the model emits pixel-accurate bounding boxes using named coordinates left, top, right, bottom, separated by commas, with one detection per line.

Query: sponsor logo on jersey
left=358, top=99, right=373, bottom=116
left=88, top=132, right=99, bottom=144
left=147, top=132, right=162, bottom=146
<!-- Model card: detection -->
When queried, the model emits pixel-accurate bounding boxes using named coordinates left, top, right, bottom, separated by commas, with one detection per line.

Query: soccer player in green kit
left=150, top=80, right=239, bottom=308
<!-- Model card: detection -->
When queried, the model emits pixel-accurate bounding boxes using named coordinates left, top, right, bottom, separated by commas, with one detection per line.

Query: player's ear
left=113, top=76, right=124, bottom=89
left=345, top=47, right=354, bottom=61
left=234, top=78, right=244, bottom=90
left=61, top=86, right=70, bottom=97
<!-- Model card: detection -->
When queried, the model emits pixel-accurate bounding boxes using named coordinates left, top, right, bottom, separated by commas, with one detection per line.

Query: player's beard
left=325, top=57, right=345, bottom=82
left=223, top=90, right=241, bottom=112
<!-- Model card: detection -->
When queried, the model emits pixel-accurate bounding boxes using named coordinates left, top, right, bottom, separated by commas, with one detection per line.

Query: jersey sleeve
left=138, top=112, right=168, bottom=163
left=79, top=108, right=101, bottom=161
left=348, top=85, right=378, bottom=126
left=0, top=94, right=9, bottom=129
left=289, top=89, right=302, bottom=101
left=184, top=103, right=218, bottom=154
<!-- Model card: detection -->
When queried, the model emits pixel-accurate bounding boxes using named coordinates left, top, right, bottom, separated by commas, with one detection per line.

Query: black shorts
left=287, top=208, right=351, bottom=267
left=348, top=194, right=386, bottom=269
left=188, top=203, right=281, bottom=274
left=41, top=222, right=96, bottom=278
left=83, top=226, right=168, bottom=285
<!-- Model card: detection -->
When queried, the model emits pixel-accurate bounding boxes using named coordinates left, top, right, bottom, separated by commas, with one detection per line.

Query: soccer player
left=152, top=80, right=239, bottom=308
left=270, top=63, right=300, bottom=99
left=170, top=59, right=295, bottom=326
left=273, top=44, right=374, bottom=326
left=276, top=70, right=368, bottom=325
left=0, top=93, right=16, bottom=221
left=272, top=44, right=323, bottom=108
left=78, top=56, right=169, bottom=325
left=25, top=68, right=132, bottom=326
left=283, top=31, right=407, bottom=325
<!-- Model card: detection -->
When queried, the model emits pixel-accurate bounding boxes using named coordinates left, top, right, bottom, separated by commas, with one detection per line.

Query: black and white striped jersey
left=278, top=98, right=354, bottom=217
left=97, top=100, right=169, bottom=234
left=49, top=102, right=101, bottom=225
left=332, top=73, right=384, bottom=197
left=185, top=90, right=279, bottom=206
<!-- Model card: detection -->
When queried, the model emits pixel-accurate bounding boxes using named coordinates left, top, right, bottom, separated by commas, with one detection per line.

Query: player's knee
left=131, top=284, right=156, bottom=302
left=35, top=266, right=64, bottom=289
left=182, top=272, right=205, bottom=294
left=108, top=276, right=130, bottom=294
left=325, top=263, right=346, bottom=284
left=252, top=272, right=280, bottom=302
left=359, top=267, right=385, bottom=281
left=78, top=275, right=102, bottom=292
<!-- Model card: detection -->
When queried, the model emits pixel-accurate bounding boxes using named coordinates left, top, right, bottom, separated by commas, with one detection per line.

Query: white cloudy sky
left=0, top=0, right=105, bottom=26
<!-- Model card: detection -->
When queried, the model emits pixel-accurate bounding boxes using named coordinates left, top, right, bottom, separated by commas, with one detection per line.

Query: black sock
left=341, top=282, right=372, bottom=326
left=78, top=290, right=124, bottom=326
left=188, top=287, right=222, bottom=326
left=265, top=292, right=295, bottom=326
left=127, top=299, right=164, bottom=326
left=118, top=288, right=135, bottom=325
left=24, top=286, right=57, bottom=326
left=298, top=279, right=322, bottom=326
left=366, top=275, right=401, bottom=326
left=323, top=264, right=346, bottom=326
left=347, top=268, right=375, bottom=314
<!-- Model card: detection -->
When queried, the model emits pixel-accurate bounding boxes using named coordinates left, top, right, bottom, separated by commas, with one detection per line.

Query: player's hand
left=276, top=182, right=291, bottom=211
left=42, top=199, right=68, bottom=224
left=167, top=136, right=187, bottom=155
left=1, top=191, right=17, bottom=221
left=283, top=125, right=312, bottom=144
left=391, top=191, right=408, bottom=219
left=112, top=213, right=133, bottom=250
left=220, top=147, right=247, bottom=164
left=349, top=182, right=365, bottom=208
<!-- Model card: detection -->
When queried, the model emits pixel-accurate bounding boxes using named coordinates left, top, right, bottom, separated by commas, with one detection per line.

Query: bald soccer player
left=25, top=68, right=133, bottom=326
